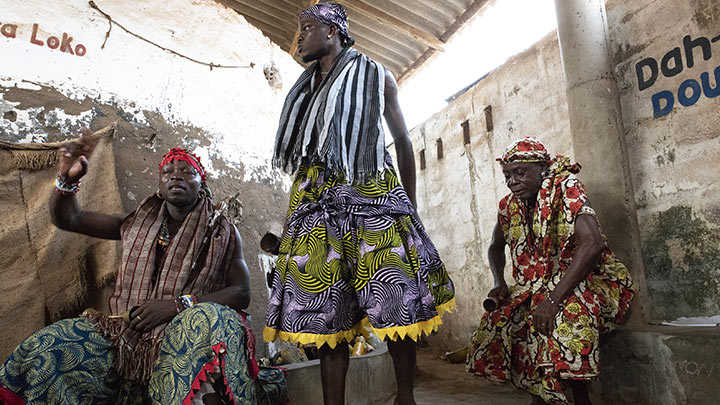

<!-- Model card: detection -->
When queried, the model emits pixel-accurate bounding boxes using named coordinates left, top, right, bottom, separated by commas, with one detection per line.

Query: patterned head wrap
left=300, top=2, right=355, bottom=47
left=496, top=137, right=550, bottom=165
left=159, top=148, right=207, bottom=182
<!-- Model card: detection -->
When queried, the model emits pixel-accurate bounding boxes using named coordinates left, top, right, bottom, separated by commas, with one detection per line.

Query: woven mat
left=0, top=134, right=123, bottom=359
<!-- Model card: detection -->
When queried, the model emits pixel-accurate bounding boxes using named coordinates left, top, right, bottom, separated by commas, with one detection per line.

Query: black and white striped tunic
left=273, top=48, right=386, bottom=183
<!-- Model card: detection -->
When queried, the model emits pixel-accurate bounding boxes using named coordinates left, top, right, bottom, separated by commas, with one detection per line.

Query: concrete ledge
left=283, top=346, right=396, bottom=405
left=599, top=326, right=720, bottom=404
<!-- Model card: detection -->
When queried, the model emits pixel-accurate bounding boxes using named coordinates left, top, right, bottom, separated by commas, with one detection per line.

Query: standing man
left=264, top=3, right=455, bottom=405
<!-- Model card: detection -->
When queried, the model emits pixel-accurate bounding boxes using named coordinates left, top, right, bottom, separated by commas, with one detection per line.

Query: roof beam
left=350, top=29, right=415, bottom=66
left=355, top=46, right=403, bottom=75
left=288, top=0, right=322, bottom=57
left=234, top=0, right=297, bottom=22
left=348, top=11, right=425, bottom=55
left=341, top=0, right=445, bottom=51
left=384, top=0, right=454, bottom=29
left=398, top=0, right=490, bottom=82
left=438, top=0, right=490, bottom=42
left=221, top=0, right=296, bottom=33
left=242, top=15, right=292, bottom=44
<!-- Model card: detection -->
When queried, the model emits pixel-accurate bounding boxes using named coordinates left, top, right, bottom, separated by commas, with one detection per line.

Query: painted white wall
left=1, top=0, right=302, bottom=181
left=412, top=0, right=720, bottom=341
left=408, top=33, right=573, bottom=350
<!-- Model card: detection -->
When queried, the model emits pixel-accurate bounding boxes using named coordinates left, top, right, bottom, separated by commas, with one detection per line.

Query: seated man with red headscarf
left=467, top=137, right=635, bottom=405
left=0, top=134, right=286, bottom=405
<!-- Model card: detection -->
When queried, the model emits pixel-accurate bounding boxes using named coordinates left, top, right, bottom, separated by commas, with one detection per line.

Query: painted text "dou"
left=635, top=34, right=719, bottom=118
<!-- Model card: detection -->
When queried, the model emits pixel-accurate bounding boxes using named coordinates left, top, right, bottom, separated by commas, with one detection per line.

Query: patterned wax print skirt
left=0, top=303, right=286, bottom=404
left=264, top=156, right=455, bottom=348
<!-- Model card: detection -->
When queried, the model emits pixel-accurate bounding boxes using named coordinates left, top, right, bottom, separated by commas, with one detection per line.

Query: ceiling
left=216, top=0, right=490, bottom=82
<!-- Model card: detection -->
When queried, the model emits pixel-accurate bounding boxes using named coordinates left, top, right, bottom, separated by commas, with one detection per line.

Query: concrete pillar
left=554, top=0, right=649, bottom=324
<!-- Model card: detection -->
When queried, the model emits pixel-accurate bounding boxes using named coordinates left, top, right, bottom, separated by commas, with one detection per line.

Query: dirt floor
left=374, top=346, right=529, bottom=405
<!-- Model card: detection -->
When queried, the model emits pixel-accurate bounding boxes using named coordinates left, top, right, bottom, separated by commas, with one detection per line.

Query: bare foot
left=394, top=395, right=417, bottom=405
left=202, top=393, right=222, bottom=405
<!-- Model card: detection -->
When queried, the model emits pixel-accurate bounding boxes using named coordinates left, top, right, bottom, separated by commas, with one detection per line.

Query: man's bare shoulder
left=384, top=68, right=399, bottom=91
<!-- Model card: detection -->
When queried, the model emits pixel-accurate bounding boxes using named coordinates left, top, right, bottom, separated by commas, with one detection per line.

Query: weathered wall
left=606, top=0, right=720, bottom=320
left=412, top=0, right=720, bottom=351
left=402, top=1, right=720, bottom=402
left=0, top=0, right=302, bottom=352
left=408, top=32, right=573, bottom=350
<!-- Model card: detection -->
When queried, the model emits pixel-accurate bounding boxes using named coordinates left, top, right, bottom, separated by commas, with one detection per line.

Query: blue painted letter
left=678, top=79, right=702, bottom=107
left=701, top=66, right=720, bottom=98
left=652, top=90, right=674, bottom=118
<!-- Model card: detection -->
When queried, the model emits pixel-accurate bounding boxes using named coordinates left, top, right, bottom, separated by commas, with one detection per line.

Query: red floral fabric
left=496, top=137, right=550, bottom=165
left=467, top=157, right=635, bottom=403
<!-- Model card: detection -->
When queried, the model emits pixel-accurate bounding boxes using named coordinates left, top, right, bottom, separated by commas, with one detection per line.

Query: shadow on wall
left=0, top=82, right=289, bottom=358
left=643, top=205, right=720, bottom=320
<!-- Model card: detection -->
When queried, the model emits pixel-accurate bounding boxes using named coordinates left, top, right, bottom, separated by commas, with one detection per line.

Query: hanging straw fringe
left=83, top=308, right=164, bottom=384
left=113, top=335, right=163, bottom=384
left=10, top=149, right=58, bottom=170
left=0, top=123, right=117, bottom=171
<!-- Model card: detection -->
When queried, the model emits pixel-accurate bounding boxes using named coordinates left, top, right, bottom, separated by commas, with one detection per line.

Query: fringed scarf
left=87, top=194, right=236, bottom=384
left=513, top=156, right=583, bottom=260
left=273, top=48, right=386, bottom=183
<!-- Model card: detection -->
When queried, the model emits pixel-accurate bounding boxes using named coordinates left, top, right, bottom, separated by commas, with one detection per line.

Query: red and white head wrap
left=496, top=137, right=551, bottom=165
left=159, top=148, right=207, bottom=182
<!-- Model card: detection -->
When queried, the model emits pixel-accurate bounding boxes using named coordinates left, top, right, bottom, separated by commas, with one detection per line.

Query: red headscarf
left=158, top=148, right=207, bottom=182
left=496, top=137, right=550, bottom=165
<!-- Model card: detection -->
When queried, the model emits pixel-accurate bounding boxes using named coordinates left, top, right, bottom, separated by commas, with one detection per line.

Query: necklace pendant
left=158, top=216, right=171, bottom=247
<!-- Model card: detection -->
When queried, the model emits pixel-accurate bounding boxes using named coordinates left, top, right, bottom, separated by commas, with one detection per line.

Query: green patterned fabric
left=1, top=303, right=286, bottom=404
left=151, top=303, right=286, bottom=404
left=0, top=317, right=122, bottom=404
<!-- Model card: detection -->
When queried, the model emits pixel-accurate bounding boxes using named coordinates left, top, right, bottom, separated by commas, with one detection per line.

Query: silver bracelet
left=54, top=174, right=81, bottom=194
left=547, top=294, right=562, bottom=309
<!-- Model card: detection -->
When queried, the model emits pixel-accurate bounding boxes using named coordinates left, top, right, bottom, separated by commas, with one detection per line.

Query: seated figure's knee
left=187, top=301, right=224, bottom=314
left=170, top=302, right=244, bottom=336
left=175, top=302, right=229, bottom=320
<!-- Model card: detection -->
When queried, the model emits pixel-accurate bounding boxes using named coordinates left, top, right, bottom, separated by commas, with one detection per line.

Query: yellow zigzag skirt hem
left=263, top=298, right=456, bottom=349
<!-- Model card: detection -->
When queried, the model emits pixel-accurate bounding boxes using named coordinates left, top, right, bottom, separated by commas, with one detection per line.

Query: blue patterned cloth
left=1, top=303, right=286, bottom=404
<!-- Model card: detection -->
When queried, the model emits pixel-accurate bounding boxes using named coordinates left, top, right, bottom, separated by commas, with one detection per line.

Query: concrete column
left=554, top=0, right=649, bottom=324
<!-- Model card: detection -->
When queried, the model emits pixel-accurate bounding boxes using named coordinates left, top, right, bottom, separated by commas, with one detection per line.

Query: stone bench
left=283, top=346, right=396, bottom=405
left=598, top=325, right=720, bottom=404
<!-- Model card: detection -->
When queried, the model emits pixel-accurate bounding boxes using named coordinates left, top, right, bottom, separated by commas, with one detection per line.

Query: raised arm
left=383, top=69, right=417, bottom=207
left=488, top=220, right=509, bottom=301
left=50, top=134, right=123, bottom=239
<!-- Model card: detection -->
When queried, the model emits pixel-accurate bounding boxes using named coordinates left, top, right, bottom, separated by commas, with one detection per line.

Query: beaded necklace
left=157, top=215, right=171, bottom=247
